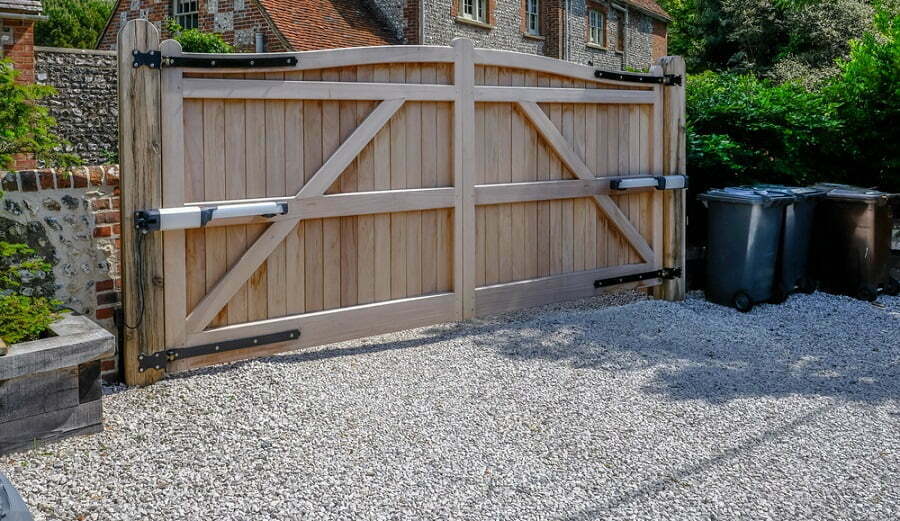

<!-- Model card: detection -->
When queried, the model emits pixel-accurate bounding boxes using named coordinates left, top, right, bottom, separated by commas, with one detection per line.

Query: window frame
left=462, top=0, right=488, bottom=23
left=526, top=0, right=540, bottom=36
left=173, top=0, right=199, bottom=30
left=588, top=8, right=605, bottom=46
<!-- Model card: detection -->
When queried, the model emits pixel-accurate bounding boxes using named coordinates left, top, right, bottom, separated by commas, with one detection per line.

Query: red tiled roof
left=625, top=0, right=671, bottom=21
left=258, top=0, right=398, bottom=51
left=0, top=0, right=43, bottom=14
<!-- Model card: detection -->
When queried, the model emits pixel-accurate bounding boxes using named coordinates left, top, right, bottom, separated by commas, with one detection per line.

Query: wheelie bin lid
left=698, top=187, right=796, bottom=207
left=812, top=183, right=896, bottom=204
left=749, top=184, right=827, bottom=200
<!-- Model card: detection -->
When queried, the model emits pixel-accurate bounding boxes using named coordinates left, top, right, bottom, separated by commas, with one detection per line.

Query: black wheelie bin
left=1, top=473, right=33, bottom=521
left=812, top=184, right=900, bottom=301
left=699, top=188, right=796, bottom=312
left=752, top=185, right=827, bottom=299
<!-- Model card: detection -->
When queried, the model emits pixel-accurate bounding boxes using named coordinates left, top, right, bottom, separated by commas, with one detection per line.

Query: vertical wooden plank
left=497, top=68, right=513, bottom=283
left=561, top=79, right=575, bottom=273
left=389, top=63, right=407, bottom=301
left=436, top=64, right=454, bottom=293
left=510, top=69, right=526, bottom=281
left=616, top=103, right=630, bottom=266
left=264, top=73, right=287, bottom=318
left=224, top=98, right=248, bottom=325
left=584, top=91, right=598, bottom=270
left=321, top=69, right=342, bottom=310
left=244, top=72, right=268, bottom=322
left=184, top=101, right=206, bottom=323
left=356, top=67, right=376, bottom=304
left=597, top=105, right=610, bottom=268
left=537, top=74, right=551, bottom=277
left=421, top=65, right=439, bottom=295
left=304, top=69, right=324, bottom=312
left=203, top=94, right=227, bottom=327
left=454, top=39, right=477, bottom=319
left=524, top=70, right=539, bottom=280
left=474, top=68, right=486, bottom=289
left=119, top=20, right=164, bottom=385
left=373, top=65, right=392, bottom=302
left=483, top=69, right=500, bottom=286
left=573, top=82, right=587, bottom=272
left=406, top=65, right=423, bottom=297
left=160, top=40, right=187, bottom=349
left=340, top=67, right=359, bottom=307
left=549, top=76, right=563, bottom=275
left=284, top=69, right=305, bottom=315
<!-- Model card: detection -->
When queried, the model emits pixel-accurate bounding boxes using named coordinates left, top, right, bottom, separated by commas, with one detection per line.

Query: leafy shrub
left=0, top=295, right=59, bottom=344
left=35, top=0, right=115, bottom=49
left=0, top=60, right=80, bottom=169
left=822, top=5, right=900, bottom=192
left=0, top=240, right=60, bottom=344
left=164, top=19, right=235, bottom=53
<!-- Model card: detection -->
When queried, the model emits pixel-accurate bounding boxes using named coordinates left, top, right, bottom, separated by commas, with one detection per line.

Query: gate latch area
left=138, top=329, right=301, bottom=372
left=594, top=268, right=682, bottom=289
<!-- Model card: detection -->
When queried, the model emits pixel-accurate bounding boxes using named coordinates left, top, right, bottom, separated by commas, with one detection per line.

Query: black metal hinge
left=132, top=49, right=298, bottom=70
left=137, top=329, right=301, bottom=372
left=594, top=267, right=682, bottom=289
left=594, top=69, right=683, bottom=87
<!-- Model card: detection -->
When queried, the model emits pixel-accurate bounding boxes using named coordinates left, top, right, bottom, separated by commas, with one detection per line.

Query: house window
left=588, top=9, right=604, bottom=45
left=462, top=0, right=487, bottom=23
left=526, top=0, right=540, bottom=35
left=173, top=0, right=199, bottom=30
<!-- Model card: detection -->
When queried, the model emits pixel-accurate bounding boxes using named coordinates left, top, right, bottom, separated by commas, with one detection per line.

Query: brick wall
left=0, top=165, right=122, bottom=382
left=1, top=17, right=37, bottom=169
left=98, top=0, right=288, bottom=52
left=650, top=17, right=666, bottom=62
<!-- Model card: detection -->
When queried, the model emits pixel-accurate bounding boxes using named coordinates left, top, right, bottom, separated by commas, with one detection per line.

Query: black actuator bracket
left=594, top=268, right=682, bottom=289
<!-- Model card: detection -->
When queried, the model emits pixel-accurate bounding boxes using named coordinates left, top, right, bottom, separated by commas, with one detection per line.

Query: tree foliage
left=34, top=0, right=115, bottom=49
left=0, top=60, right=80, bottom=169
left=164, top=19, right=235, bottom=53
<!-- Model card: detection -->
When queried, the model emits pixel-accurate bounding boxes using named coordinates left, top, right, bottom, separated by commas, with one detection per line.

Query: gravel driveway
left=3, top=291, right=899, bottom=521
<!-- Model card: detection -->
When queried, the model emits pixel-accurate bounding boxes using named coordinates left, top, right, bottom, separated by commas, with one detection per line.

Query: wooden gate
left=118, top=20, right=686, bottom=385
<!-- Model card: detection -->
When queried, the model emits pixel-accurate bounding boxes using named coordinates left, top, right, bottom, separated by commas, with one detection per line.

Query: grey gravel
left=2, top=290, right=899, bottom=521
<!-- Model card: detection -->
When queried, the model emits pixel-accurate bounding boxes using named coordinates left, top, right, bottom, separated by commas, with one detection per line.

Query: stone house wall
left=0, top=166, right=122, bottom=381
left=98, top=0, right=288, bottom=52
left=35, top=47, right=119, bottom=166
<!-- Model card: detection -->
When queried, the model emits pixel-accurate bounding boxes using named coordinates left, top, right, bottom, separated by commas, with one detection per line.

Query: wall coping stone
left=35, top=46, right=117, bottom=57
left=0, top=314, right=115, bottom=381
left=1, top=165, right=119, bottom=192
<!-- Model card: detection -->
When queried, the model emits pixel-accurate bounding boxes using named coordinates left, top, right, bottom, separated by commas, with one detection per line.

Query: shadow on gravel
left=561, top=404, right=835, bottom=520
left=481, top=295, right=900, bottom=404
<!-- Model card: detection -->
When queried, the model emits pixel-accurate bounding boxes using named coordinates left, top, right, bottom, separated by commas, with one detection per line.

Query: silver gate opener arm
left=134, top=201, right=289, bottom=232
left=610, top=175, right=688, bottom=191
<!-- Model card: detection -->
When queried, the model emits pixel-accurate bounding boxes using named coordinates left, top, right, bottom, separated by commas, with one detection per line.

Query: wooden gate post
left=118, top=20, right=166, bottom=385
left=453, top=39, right=476, bottom=320
left=657, top=56, right=687, bottom=301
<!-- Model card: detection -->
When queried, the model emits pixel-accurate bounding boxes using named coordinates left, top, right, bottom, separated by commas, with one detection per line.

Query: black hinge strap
left=594, top=69, right=682, bottom=87
left=594, top=268, right=682, bottom=289
left=132, top=50, right=298, bottom=70
left=138, top=329, right=300, bottom=372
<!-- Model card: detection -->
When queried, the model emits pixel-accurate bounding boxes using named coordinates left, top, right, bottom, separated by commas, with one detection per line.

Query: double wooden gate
left=118, top=20, right=686, bottom=386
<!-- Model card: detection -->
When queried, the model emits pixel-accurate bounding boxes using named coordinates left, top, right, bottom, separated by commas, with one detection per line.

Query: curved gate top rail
left=117, top=19, right=686, bottom=386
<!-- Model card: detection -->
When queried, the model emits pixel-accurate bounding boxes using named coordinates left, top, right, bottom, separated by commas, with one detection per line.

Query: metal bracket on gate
left=132, top=49, right=298, bottom=70
left=594, top=267, right=682, bottom=289
left=594, top=69, right=682, bottom=86
left=137, top=329, right=301, bottom=372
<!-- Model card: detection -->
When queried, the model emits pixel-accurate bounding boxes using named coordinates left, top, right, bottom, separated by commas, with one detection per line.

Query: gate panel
left=118, top=20, right=685, bottom=384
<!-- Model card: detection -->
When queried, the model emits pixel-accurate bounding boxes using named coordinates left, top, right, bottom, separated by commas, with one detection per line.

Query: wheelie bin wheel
left=856, top=285, right=878, bottom=302
left=884, top=277, right=900, bottom=297
left=798, top=277, right=817, bottom=295
left=732, top=292, right=754, bottom=313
